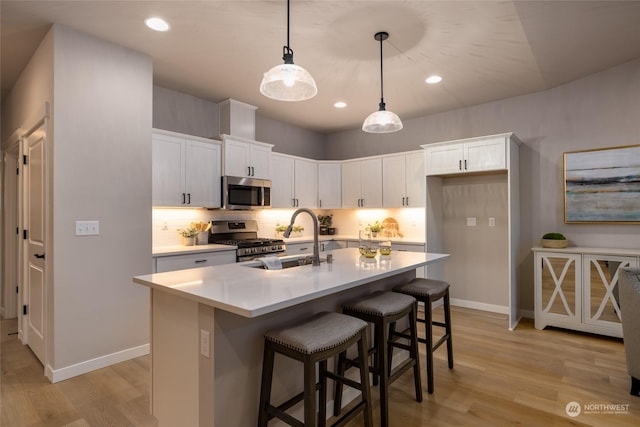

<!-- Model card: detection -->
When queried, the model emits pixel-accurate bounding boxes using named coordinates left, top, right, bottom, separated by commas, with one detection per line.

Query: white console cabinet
left=533, top=247, right=639, bottom=338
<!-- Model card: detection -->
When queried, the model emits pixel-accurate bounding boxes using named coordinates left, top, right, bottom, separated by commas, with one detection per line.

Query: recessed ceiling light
left=334, top=101, right=347, bottom=108
left=425, top=75, right=442, bottom=84
left=145, top=17, right=170, bottom=32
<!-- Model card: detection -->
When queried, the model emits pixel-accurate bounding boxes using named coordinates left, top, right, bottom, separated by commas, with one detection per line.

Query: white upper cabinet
left=382, top=151, right=425, bottom=207
left=271, top=153, right=318, bottom=208
left=341, top=157, right=383, bottom=208
left=152, top=129, right=221, bottom=208
left=222, top=134, right=272, bottom=179
left=317, top=162, right=342, bottom=209
left=424, top=134, right=507, bottom=176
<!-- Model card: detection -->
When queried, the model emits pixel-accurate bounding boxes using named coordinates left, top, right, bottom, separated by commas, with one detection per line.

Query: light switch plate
left=75, top=220, right=100, bottom=236
left=466, top=217, right=477, bottom=226
left=489, top=218, right=496, bottom=227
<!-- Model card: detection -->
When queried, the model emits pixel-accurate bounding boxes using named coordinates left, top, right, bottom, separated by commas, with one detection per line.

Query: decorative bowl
left=363, top=247, right=377, bottom=258
left=541, top=239, right=568, bottom=248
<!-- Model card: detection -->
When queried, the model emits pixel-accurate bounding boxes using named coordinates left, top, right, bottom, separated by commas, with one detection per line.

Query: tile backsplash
left=152, top=207, right=425, bottom=247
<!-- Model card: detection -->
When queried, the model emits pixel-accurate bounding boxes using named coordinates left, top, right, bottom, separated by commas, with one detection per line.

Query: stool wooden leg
left=357, top=331, right=374, bottom=427
left=304, top=355, right=317, bottom=427
left=409, top=302, right=423, bottom=402
left=444, top=291, right=454, bottom=369
left=333, top=350, right=346, bottom=417
left=258, top=343, right=275, bottom=427
left=377, top=318, right=390, bottom=427
left=318, top=359, right=328, bottom=427
left=425, top=297, right=435, bottom=394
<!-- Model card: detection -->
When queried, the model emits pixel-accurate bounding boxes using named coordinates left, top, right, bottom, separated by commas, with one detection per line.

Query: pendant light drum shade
left=260, top=62, right=317, bottom=101
left=362, top=31, right=403, bottom=133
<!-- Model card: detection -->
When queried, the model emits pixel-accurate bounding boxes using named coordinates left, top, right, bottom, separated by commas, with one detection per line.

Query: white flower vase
left=182, top=236, right=195, bottom=246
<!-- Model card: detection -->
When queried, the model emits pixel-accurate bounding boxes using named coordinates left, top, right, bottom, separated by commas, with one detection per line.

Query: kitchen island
left=133, top=248, right=449, bottom=427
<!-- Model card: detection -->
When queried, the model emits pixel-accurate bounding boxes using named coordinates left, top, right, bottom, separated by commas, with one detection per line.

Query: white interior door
left=23, top=121, right=47, bottom=365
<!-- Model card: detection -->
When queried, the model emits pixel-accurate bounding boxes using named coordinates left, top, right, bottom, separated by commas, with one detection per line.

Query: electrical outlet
left=489, top=218, right=496, bottom=227
left=161, top=221, right=168, bottom=231
left=466, top=217, right=477, bottom=227
left=200, top=329, right=210, bottom=358
left=75, top=220, right=100, bottom=236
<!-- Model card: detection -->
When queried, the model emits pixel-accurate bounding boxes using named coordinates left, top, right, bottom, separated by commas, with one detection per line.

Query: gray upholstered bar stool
left=334, top=291, right=422, bottom=427
left=258, top=311, right=373, bottom=427
left=393, top=278, right=453, bottom=394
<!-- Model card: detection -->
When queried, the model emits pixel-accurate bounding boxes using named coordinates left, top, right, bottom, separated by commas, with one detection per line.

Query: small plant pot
left=327, top=227, right=336, bottom=235
left=182, top=236, right=196, bottom=246
left=319, top=226, right=328, bottom=235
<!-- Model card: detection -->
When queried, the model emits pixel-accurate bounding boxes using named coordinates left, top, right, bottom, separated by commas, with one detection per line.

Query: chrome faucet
left=283, top=208, right=320, bottom=266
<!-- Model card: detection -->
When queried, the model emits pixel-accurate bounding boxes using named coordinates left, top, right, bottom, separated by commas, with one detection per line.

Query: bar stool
left=258, top=311, right=373, bottom=427
left=334, top=291, right=422, bottom=427
left=393, top=278, right=453, bottom=394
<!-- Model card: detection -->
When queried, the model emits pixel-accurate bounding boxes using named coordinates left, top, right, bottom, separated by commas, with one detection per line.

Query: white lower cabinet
left=533, top=247, right=639, bottom=338
left=155, top=250, right=236, bottom=273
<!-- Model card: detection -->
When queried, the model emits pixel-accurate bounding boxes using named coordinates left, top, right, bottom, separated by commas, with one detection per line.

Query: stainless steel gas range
left=209, top=220, right=286, bottom=262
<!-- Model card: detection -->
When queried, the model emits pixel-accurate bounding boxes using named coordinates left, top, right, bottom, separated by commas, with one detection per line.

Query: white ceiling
left=2, top=1, right=640, bottom=134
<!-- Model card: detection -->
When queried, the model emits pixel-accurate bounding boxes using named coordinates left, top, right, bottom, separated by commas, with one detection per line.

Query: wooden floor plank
left=2, top=306, right=639, bottom=427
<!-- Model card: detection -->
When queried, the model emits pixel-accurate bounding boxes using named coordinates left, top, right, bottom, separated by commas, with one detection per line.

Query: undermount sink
left=242, top=256, right=325, bottom=270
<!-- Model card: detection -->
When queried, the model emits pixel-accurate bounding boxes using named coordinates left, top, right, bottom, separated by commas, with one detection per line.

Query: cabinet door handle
left=194, top=259, right=207, bottom=264
left=247, top=166, right=251, bottom=176
left=182, top=193, right=186, bottom=204
left=319, top=200, right=322, bottom=208
left=459, top=160, right=462, bottom=171
left=187, top=193, right=191, bottom=204
left=300, top=247, right=308, bottom=251
left=402, top=197, right=406, bottom=206
left=406, top=196, right=409, bottom=206
left=464, top=159, right=468, bottom=170
left=251, top=166, right=255, bottom=176
left=34, top=253, right=45, bottom=259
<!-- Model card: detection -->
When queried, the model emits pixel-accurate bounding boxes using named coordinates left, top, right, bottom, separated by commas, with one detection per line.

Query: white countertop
left=152, top=244, right=236, bottom=257
left=134, top=248, right=448, bottom=318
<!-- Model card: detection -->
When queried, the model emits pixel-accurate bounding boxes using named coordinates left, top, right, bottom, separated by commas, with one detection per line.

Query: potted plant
left=318, top=214, right=333, bottom=235
left=177, top=226, right=199, bottom=246
left=541, top=232, right=568, bottom=248
left=366, top=221, right=383, bottom=238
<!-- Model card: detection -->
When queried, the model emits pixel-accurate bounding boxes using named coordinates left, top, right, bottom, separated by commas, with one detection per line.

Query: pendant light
left=260, top=0, right=317, bottom=101
left=362, top=32, right=403, bottom=133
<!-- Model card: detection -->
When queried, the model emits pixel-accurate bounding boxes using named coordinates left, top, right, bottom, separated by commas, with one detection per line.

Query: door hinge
left=23, top=229, right=28, bottom=240
left=17, top=227, right=19, bottom=235
left=16, top=286, right=19, bottom=294
left=23, top=305, right=28, bottom=315
left=23, top=155, right=28, bottom=165
left=17, top=167, right=20, bottom=175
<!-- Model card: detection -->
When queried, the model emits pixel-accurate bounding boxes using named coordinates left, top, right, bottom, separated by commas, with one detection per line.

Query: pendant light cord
left=379, top=35, right=385, bottom=108
left=282, top=0, right=293, bottom=63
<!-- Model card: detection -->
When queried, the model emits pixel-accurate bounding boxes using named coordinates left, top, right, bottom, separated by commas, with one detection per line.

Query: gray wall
left=152, top=86, right=326, bottom=159
left=153, top=86, right=219, bottom=139
left=325, top=58, right=640, bottom=312
left=2, top=24, right=153, bottom=378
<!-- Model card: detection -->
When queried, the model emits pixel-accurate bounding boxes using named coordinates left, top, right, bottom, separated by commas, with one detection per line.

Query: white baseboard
left=450, top=298, right=509, bottom=315
left=46, top=343, right=150, bottom=383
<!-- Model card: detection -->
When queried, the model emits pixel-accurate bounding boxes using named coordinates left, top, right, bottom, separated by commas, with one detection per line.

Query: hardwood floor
left=2, top=307, right=638, bottom=426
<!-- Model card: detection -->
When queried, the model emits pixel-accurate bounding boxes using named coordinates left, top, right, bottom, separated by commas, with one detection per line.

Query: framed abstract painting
left=564, top=145, right=640, bottom=223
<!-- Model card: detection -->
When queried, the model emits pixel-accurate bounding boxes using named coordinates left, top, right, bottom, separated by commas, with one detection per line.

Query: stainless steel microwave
left=222, top=176, right=271, bottom=210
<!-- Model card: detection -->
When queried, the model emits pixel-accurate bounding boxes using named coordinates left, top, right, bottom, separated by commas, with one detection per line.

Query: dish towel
left=259, top=256, right=282, bottom=270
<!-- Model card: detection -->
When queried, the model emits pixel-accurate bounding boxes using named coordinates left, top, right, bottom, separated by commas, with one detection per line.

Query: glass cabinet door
left=583, top=255, right=637, bottom=328
left=536, top=252, right=581, bottom=323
